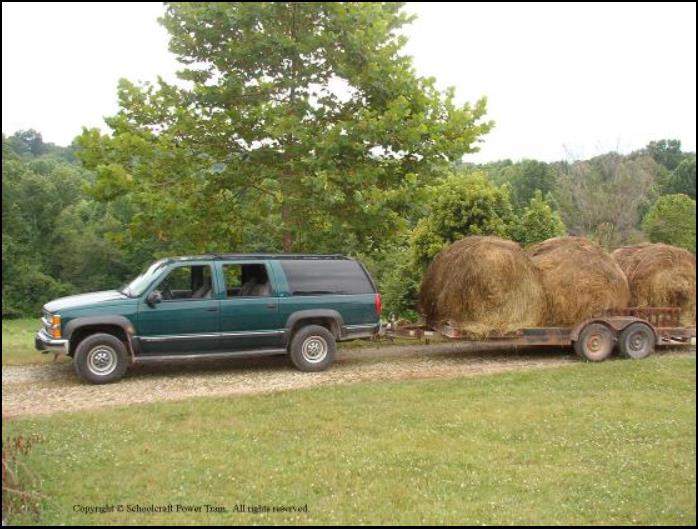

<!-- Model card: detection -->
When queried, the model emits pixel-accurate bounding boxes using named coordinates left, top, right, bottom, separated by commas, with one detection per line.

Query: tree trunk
left=281, top=202, right=293, bottom=252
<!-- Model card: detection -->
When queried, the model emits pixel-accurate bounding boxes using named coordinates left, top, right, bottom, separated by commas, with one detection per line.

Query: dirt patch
left=2, top=343, right=694, bottom=418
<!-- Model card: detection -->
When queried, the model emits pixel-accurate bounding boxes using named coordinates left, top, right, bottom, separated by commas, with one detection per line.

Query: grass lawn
left=3, top=356, right=695, bottom=525
left=1, top=318, right=61, bottom=366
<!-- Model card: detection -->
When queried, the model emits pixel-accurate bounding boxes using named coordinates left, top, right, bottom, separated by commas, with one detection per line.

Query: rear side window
left=280, top=259, right=374, bottom=296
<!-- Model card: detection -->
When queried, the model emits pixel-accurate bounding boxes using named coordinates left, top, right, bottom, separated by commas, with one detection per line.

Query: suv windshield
left=121, top=259, right=169, bottom=297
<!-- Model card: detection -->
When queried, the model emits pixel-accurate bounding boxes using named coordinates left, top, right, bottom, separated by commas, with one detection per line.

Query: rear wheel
left=289, top=325, right=336, bottom=372
left=574, top=323, right=615, bottom=362
left=618, top=322, right=655, bottom=359
left=74, top=333, right=129, bottom=384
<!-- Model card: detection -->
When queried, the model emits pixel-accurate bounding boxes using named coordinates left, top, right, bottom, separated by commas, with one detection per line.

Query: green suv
left=35, top=255, right=381, bottom=384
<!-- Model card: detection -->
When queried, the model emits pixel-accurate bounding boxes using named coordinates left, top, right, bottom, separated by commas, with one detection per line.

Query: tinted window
left=280, top=259, right=374, bottom=295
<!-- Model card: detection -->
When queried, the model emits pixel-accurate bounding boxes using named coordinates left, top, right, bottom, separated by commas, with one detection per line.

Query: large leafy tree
left=663, top=156, right=696, bottom=199
left=504, top=160, right=557, bottom=210
left=644, top=139, right=684, bottom=172
left=2, top=133, right=137, bottom=316
left=77, top=2, right=492, bottom=253
left=554, top=153, right=660, bottom=247
left=409, top=172, right=513, bottom=266
left=510, top=191, right=566, bottom=246
left=642, top=193, right=696, bottom=253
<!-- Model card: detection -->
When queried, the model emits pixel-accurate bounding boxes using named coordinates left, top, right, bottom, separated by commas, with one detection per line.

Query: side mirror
left=147, top=290, right=163, bottom=307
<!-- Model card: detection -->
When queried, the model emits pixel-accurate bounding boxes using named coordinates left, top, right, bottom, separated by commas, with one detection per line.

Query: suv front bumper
left=35, top=329, right=69, bottom=355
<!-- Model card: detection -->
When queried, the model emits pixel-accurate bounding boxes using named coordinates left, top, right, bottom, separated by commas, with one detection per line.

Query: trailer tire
left=574, top=323, right=615, bottom=362
left=618, top=322, right=655, bottom=359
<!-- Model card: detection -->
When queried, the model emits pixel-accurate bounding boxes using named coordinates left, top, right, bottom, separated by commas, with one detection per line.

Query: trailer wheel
left=574, top=323, right=615, bottom=362
left=618, top=322, right=655, bottom=359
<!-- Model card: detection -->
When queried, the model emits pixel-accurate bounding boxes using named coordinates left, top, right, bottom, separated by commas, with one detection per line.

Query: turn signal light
left=51, top=314, right=62, bottom=338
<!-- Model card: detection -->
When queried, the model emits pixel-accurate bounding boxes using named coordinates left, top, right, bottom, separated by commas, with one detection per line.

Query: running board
left=132, top=349, right=288, bottom=364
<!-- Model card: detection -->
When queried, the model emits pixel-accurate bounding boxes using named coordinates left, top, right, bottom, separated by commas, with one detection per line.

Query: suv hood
left=44, top=290, right=129, bottom=313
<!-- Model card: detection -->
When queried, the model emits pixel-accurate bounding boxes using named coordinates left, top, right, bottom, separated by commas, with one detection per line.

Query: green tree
left=663, top=156, right=696, bottom=199
left=77, top=2, right=492, bottom=254
left=510, top=191, right=566, bottom=246
left=504, top=160, right=557, bottom=210
left=642, top=194, right=696, bottom=253
left=644, top=139, right=684, bottom=171
left=2, top=134, right=139, bottom=316
left=410, top=172, right=513, bottom=267
left=6, top=129, right=47, bottom=157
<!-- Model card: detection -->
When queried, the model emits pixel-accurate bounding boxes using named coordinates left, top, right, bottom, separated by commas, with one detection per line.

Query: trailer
left=385, top=307, right=696, bottom=362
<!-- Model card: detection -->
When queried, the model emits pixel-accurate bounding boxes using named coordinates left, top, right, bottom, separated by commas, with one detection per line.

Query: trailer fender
left=569, top=317, right=647, bottom=342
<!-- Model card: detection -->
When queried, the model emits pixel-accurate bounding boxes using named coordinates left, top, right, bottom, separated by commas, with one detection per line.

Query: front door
left=138, top=263, right=220, bottom=354
left=217, top=262, right=285, bottom=352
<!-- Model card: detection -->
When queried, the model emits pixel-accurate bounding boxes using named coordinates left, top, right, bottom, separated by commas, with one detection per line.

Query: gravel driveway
left=3, top=343, right=694, bottom=417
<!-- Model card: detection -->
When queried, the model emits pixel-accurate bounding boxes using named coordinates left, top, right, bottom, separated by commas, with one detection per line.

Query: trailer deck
left=386, top=307, right=696, bottom=361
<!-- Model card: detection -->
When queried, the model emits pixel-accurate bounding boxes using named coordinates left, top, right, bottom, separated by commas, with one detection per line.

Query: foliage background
left=2, top=4, right=696, bottom=318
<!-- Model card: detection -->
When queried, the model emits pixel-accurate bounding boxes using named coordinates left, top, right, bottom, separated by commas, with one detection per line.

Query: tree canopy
left=78, top=2, right=492, bottom=254
left=642, top=193, right=696, bottom=253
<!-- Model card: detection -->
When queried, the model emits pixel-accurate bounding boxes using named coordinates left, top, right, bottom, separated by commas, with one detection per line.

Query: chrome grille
left=42, top=310, right=52, bottom=334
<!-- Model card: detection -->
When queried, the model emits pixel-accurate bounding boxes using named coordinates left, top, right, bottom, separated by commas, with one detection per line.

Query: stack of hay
left=528, top=236, right=630, bottom=326
left=419, top=236, right=547, bottom=335
left=419, top=235, right=695, bottom=332
left=611, top=243, right=696, bottom=326
left=419, top=235, right=639, bottom=332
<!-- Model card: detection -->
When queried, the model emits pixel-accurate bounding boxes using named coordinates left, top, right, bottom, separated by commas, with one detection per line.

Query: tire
left=618, top=322, right=655, bottom=359
left=74, top=333, right=129, bottom=384
left=289, top=325, right=336, bottom=372
left=574, top=323, right=615, bottom=362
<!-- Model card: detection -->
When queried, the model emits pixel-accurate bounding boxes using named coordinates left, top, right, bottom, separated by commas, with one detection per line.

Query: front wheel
left=289, top=325, right=336, bottom=372
left=74, top=333, right=129, bottom=384
left=618, top=323, right=655, bottom=359
left=574, top=323, right=615, bottom=362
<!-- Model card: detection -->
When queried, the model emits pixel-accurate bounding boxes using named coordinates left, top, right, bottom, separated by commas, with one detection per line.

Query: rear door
left=137, top=262, right=220, bottom=355
left=216, top=261, right=285, bottom=352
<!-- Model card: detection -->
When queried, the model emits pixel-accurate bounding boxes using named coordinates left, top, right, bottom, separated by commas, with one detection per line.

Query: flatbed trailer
left=385, top=307, right=696, bottom=362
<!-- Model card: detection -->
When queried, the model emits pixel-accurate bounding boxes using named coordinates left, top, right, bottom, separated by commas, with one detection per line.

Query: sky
left=2, top=2, right=696, bottom=162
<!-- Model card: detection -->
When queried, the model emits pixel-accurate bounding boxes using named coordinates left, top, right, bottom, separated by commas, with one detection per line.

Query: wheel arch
left=64, top=316, right=137, bottom=360
left=285, top=310, right=344, bottom=345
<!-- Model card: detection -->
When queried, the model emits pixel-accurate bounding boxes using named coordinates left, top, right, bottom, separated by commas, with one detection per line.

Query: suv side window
left=223, top=264, right=271, bottom=297
left=156, top=265, right=213, bottom=300
left=280, top=259, right=374, bottom=295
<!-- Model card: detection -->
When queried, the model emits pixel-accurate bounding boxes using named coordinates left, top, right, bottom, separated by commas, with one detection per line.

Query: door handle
left=266, top=304, right=278, bottom=309
left=207, top=306, right=219, bottom=312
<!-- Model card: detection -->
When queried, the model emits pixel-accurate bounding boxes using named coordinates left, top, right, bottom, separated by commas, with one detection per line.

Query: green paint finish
left=37, top=255, right=380, bottom=358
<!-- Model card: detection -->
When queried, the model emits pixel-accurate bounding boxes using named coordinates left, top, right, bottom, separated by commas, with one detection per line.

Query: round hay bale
left=610, top=243, right=653, bottom=271
left=419, top=236, right=547, bottom=335
left=612, top=243, right=696, bottom=326
left=529, top=236, right=630, bottom=326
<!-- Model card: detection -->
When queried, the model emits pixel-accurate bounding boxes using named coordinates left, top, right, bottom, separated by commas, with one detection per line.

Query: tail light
left=375, top=292, right=382, bottom=316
